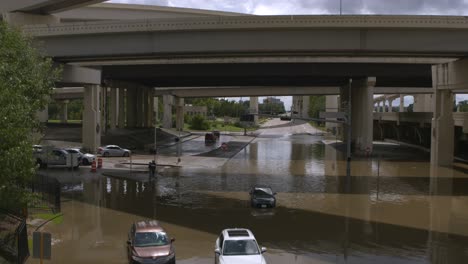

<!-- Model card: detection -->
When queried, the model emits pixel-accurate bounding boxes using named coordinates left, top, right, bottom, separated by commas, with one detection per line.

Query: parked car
left=65, top=148, right=96, bottom=165
left=215, top=228, right=267, bottom=264
left=127, top=220, right=175, bottom=264
left=98, top=145, right=131, bottom=157
left=34, top=146, right=80, bottom=169
left=250, top=185, right=276, bottom=208
left=279, top=114, right=291, bottom=121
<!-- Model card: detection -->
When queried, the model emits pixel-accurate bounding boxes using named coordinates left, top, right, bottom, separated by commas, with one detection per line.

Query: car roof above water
left=134, top=220, right=165, bottom=233
left=222, top=228, right=255, bottom=240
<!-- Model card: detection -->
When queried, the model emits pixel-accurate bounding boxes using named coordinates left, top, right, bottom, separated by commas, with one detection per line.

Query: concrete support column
left=400, top=95, right=405, bottom=112
left=100, top=87, right=107, bottom=134
left=83, top=85, right=101, bottom=153
left=249, top=97, right=259, bottom=125
left=163, top=94, right=174, bottom=129
left=388, top=99, right=393, bottom=112
left=342, top=78, right=375, bottom=154
left=126, top=88, right=137, bottom=128
left=431, top=65, right=454, bottom=166
left=118, top=88, right=125, bottom=128
left=175, top=97, right=184, bottom=131
left=60, top=100, right=69, bottom=124
left=147, top=88, right=154, bottom=127
left=301, top=96, right=310, bottom=118
left=109, top=88, right=118, bottom=130
left=154, top=97, right=159, bottom=125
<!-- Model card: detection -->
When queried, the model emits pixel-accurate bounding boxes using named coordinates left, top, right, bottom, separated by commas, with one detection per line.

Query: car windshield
left=67, top=149, right=78, bottom=153
left=253, top=188, right=272, bottom=196
left=223, top=240, right=259, bottom=256
left=134, top=232, right=169, bottom=247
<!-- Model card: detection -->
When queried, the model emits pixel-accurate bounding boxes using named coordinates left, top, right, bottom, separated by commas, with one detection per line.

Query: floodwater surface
left=28, top=133, right=468, bottom=264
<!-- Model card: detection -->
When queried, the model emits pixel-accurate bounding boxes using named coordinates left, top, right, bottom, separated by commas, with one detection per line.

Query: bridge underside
left=101, top=63, right=432, bottom=88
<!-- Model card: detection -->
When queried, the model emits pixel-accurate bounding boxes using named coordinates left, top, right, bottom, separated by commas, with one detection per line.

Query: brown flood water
left=28, top=134, right=468, bottom=264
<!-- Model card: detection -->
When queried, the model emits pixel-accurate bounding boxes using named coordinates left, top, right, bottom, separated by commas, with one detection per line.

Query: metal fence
left=0, top=210, right=29, bottom=264
left=31, top=174, right=61, bottom=213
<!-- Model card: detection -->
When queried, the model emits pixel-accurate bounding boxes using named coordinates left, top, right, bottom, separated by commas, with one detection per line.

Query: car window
left=134, top=232, right=169, bottom=247
left=254, top=188, right=273, bottom=196
left=223, top=240, right=259, bottom=256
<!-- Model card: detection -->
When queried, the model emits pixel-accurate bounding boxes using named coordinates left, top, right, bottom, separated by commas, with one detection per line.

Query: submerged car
left=250, top=185, right=276, bottom=208
left=98, top=145, right=131, bottom=157
left=127, top=220, right=175, bottom=264
left=215, top=228, right=267, bottom=264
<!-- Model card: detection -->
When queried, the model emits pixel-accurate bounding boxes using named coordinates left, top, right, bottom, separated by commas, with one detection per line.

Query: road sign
left=33, top=232, right=51, bottom=261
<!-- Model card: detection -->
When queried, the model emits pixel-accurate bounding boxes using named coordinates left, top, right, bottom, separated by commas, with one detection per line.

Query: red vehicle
left=127, top=220, right=176, bottom=264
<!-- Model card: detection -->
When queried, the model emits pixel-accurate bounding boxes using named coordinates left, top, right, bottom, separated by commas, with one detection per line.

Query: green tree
left=190, top=115, right=210, bottom=130
left=308, top=96, right=326, bottom=125
left=0, top=22, right=60, bottom=210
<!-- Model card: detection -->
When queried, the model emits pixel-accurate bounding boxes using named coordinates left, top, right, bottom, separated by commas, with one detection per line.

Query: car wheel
left=103, top=152, right=109, bottom=157
left=82, top=159, right=89, bottom=166
left=123, top=152, right=129, bottom=157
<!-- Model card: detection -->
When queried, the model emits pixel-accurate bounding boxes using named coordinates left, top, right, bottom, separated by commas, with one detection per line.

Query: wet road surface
left=29, top=120, right=468, bottom=264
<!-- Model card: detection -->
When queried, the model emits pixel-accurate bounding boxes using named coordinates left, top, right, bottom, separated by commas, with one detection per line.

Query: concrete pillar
left=342, top=78, right=375, bottom=154
left=60, top=100, right=69, bottom=123
left=117, top=88, right=126, bottom=128
left=325, top=95, right=339, bottom=131
left=147, top=88, right=154, bottom=127
left=154, top=96, right=159, bottom=125
left=109, top=88, right=117, bottom=130
left=301, top=96, right=310, bottom=118
left=431, top=65, right=454, bottom=166
left=126, top=88, right=137, bottom=128
left=249, top=97, right=259, bottom=125
left=163, top=94, right=174, bottom=129
left=399, top=95, right=405, bottom=112
left=118, top=88, right=125, bottom=128
left=100, top=87, right=107, bottom=134
left=388, top=99, right=393, bottom=112
left=83, top=85, right=101, bottom=153
left=175, top=97, right=184, bottom=131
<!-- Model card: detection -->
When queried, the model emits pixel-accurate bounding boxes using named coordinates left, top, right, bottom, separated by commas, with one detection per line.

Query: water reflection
left=40, top=134, right=468, bottom=264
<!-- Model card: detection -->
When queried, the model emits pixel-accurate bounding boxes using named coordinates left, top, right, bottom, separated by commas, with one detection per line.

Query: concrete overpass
left=7, top=5, right=468, bottom=166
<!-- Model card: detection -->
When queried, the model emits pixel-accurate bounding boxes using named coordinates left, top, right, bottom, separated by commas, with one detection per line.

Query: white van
left=34, top=145, right=80, bottom=169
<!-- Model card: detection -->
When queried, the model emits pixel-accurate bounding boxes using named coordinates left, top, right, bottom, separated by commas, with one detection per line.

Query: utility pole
left=340, top=0, right=342, bottom=15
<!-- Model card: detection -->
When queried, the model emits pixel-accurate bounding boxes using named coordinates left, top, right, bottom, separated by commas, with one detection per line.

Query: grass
left=31, top=213, right=63, bottom=225
left=309, top=122, right=328, bottom=132
left=184, top=122, right=257, bottom=132
left=47, top=119, right=82, bottom=124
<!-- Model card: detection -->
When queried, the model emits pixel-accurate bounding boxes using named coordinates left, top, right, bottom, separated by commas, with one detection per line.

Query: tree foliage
left=308, top=96, right=326, bottom=121
left=0, top=22, right=60, bottom=209
left=190, top=115, right=210, bottom=130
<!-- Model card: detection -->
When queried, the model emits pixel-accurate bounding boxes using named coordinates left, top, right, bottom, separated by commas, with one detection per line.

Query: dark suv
left=127, top=220, right=176, bottom=264
left=249, top=185, right=277, bottom=208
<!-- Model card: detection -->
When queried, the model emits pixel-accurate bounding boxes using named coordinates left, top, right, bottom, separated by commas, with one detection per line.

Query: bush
left=190, top=115, right=210, bottom=130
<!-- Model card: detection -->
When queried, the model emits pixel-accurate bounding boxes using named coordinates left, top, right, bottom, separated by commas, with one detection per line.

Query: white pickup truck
left=33, top=145, right=80, bottom=169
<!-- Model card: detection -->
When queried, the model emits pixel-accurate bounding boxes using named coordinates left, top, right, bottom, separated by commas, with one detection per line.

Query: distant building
left=184, top=105, right=207, bottom=117
left=263, top=97, right=282, bottom=104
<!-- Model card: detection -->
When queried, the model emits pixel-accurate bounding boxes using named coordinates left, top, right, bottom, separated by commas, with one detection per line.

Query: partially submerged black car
left=249, top=185, right=277, bottom=208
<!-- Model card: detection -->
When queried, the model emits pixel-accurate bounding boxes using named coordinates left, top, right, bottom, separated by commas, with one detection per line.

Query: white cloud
left=108, top=0, right=468, bottom=15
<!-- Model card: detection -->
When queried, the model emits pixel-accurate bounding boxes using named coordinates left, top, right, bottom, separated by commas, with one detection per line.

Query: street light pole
left=346, top=78, right=352, bottom=193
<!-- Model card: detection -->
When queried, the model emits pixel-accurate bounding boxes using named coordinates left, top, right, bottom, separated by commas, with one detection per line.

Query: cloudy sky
left=109, top=0, right=468, bottom=15
left=109, top=0, right=468, bottom=108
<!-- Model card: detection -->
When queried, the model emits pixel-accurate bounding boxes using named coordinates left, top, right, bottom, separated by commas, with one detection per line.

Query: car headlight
left=131, top=255, right=144, bottom=263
